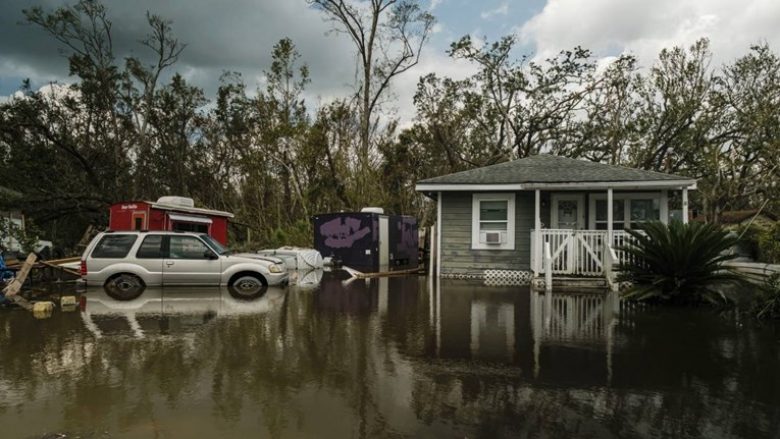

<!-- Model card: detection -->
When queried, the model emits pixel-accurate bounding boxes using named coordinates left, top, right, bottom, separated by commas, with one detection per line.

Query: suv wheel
left=104, top=273, right=145, bottom=300
left=228, top=273, right=267, bottom=300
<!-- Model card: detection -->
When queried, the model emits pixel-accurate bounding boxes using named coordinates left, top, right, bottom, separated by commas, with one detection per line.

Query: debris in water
left=32, top=301, right=54, bottom=319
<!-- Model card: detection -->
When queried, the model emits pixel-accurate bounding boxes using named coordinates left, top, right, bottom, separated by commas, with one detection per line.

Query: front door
left=163, top=235, right=222, bottom=285
left=551, top=194, right=585, bottom=229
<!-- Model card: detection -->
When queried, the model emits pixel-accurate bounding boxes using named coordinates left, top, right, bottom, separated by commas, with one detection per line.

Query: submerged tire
left=228, top=273, right=268, bottom=300
left=104, top=273, right=145, bottom=300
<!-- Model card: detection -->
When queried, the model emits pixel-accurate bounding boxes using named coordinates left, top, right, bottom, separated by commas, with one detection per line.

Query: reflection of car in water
left=80, top=286, right=286, bottom=338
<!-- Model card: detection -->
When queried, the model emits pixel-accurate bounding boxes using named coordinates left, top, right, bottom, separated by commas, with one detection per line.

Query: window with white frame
left=629, top=198, right=660, bottom=227
left=589, top=194, right=661, bottom=230
left=472, top=193, right=515, bottom=250
left=595, top=199, right=625, bottom=230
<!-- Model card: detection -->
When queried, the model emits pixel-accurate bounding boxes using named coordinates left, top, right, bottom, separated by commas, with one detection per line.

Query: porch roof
left=416, top=155, right=696, bottom=192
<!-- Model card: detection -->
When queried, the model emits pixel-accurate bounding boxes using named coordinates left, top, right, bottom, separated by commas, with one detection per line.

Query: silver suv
left=81, top=231, right=288, bottom=298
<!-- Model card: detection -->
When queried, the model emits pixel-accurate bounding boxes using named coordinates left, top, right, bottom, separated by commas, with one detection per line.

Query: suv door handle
left=165, top=261, right=175, bottom=266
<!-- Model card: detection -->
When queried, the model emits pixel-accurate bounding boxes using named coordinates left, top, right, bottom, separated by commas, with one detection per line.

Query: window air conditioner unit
left=482, top=231, right=506, bottom=245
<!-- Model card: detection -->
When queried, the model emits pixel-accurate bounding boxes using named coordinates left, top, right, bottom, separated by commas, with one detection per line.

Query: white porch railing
left=531, top=229, right=635, bottom=276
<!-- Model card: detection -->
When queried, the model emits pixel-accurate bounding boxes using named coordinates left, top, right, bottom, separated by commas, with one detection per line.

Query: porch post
left=682, top=187, right=689, bottom=224
left=660, top=190, right=669, bottom=225
left=607, top=188, right=614, bottom=243
left=534, top=189, right=541, bottom=276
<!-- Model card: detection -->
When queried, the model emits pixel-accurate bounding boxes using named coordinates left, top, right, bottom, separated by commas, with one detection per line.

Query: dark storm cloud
left=0, top=0, right=357, bottom=99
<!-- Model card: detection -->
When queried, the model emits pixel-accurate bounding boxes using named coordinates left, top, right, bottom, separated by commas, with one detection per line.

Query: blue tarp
left=0, top=254, right=10, bottom=305
left=1, top=253, right=14, bottom=281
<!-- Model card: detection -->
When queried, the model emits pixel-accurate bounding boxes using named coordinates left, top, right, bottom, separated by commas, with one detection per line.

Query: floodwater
left=1, top=273, right=779, bottom=439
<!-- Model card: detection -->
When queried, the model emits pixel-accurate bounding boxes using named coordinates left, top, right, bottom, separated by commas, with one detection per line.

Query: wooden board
left=344, top=266, right=423, bottom=279
left=2, top=253, right=37, bottom=297
left=43, top=256, right=82, bottom=265
left=39, top=260, right=81, bottom=277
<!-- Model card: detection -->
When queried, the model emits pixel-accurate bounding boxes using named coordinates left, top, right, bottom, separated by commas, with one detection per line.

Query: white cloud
left=481, top=2, right=509, bottom=20
left=520, top=0, right=780, bottom=69
left=430, top=0, right=445, bottom=11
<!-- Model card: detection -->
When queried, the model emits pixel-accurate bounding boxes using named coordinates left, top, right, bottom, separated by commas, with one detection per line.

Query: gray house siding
left=541, top=192, right=551, bottom=227
left=440, top=191, right=533, bottom=275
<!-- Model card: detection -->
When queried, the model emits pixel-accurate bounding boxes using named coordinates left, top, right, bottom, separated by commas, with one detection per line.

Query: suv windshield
left=200, top=234, right=230, bottom=255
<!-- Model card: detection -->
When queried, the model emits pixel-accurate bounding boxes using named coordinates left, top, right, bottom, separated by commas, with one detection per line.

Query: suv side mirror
left=204, top=249, right=219, bottom=260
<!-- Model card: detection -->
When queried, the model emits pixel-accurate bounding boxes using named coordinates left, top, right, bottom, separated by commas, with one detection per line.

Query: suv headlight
left=268, top=264, right=284, bottom=273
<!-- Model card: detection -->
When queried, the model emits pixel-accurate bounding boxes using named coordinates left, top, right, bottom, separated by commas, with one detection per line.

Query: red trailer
left=108, top=196, right=233, bottom=245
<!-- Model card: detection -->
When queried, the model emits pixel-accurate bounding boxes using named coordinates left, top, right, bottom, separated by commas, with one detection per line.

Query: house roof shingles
left=417, top=155, right=694, bottom=185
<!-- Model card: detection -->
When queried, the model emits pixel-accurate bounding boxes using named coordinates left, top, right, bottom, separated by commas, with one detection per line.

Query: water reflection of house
left=530, top=290, right=620, bottom=381
left=429, top=280, right=623, bottom=383
left=469, top=300, right=516, bottom=361
left=530, top=290, right=620, bottom=343
left=432, top=280, right=525, bottom=364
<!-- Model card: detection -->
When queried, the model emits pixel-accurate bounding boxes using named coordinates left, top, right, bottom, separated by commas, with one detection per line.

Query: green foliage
left=308, top=0, right=434, bottom=206
left=736, top=224, right=762, bottom=260
left=736, top=222, right=780, bottom=263
left=618, top=221, right=743, bottom=305
left=266, top=220, right=313, bottom=249
left=2, top=0, right=780, bottom=254
left=757, top=223, right=780, bottom=263
left=409, top=38, right=780, bottom=224
left=753, top=273, right=780, bottom=319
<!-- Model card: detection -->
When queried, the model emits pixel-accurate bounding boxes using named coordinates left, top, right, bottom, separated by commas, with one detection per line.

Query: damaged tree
left=308, top=0, right=434, bottom=203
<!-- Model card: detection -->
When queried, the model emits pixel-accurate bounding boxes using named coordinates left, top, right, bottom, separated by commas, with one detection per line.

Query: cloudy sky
left=2, top=0, right=780, bottom=124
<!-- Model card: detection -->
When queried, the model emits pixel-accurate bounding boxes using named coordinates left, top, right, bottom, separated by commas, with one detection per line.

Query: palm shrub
left=618, top=221, right=743, bottom=304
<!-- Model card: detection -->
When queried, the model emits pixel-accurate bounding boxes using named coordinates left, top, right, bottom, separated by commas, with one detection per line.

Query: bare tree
left=308, top=0, right=434, bottom=187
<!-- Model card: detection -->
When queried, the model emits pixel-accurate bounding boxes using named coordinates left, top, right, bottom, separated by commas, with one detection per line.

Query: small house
left=312, top=208, right=418, bottom=272
left=0, top=210, right=54, bottom=257
left=416, top=155, right=697, bottom=280
left=109, top=196, right=233, bottom=245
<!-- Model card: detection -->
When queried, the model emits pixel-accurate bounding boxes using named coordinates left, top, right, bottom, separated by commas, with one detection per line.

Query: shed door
left=378, top=216, right=389, bottom=270
left=131, top=211, right=147, bottom=230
